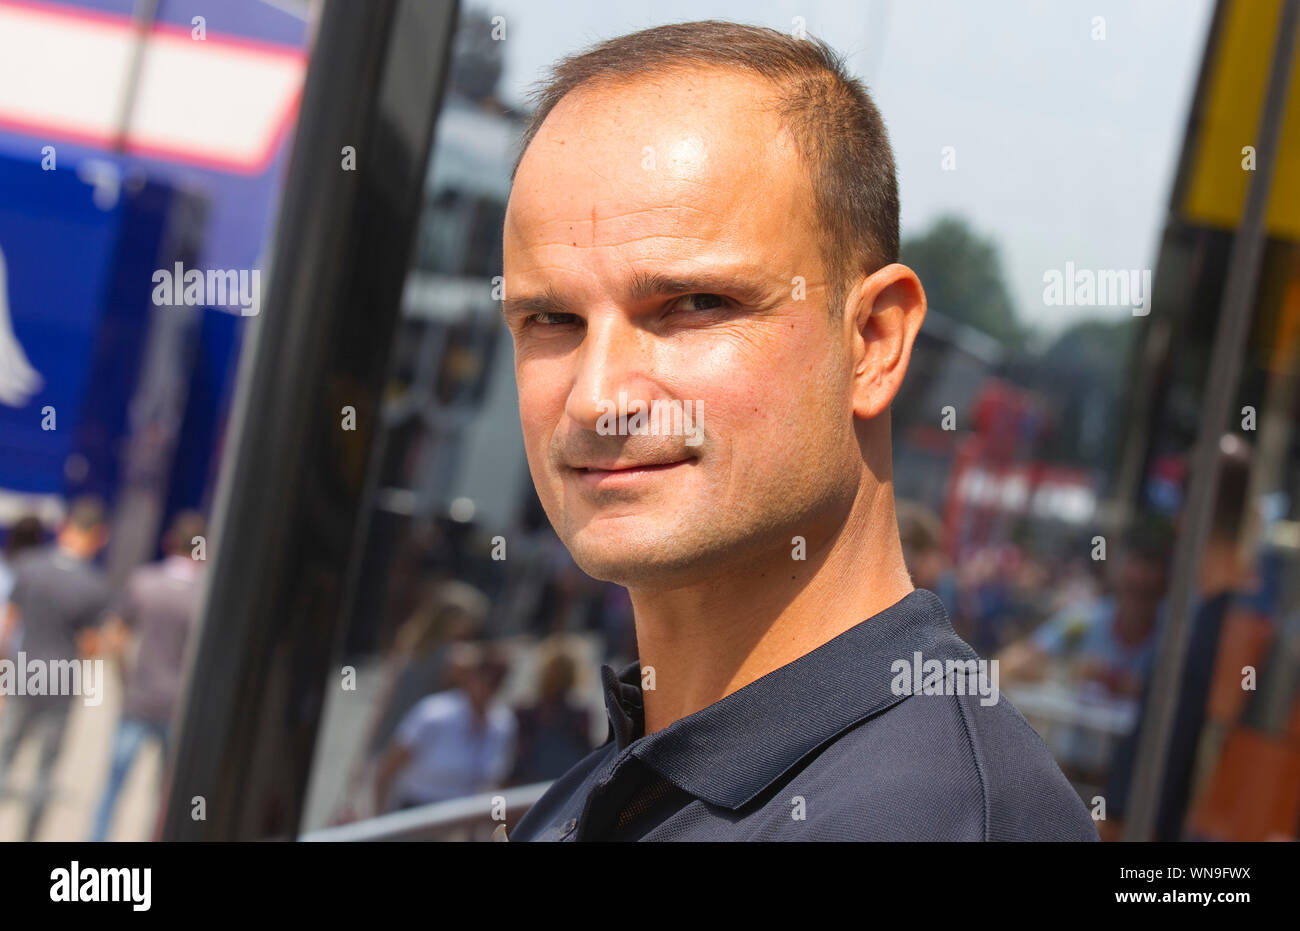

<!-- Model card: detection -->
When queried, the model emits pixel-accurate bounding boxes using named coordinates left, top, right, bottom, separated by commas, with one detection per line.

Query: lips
left=570, top=459, right=688, bottom=472
left=566, top=458, right=695, bottom=487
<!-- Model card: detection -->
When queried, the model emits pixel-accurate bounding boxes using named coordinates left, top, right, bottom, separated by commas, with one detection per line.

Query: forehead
left=505, top=69, right=819, bottom=284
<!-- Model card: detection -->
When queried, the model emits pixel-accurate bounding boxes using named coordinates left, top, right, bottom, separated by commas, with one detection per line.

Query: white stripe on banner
left=0, top=1, right=306, bottom=173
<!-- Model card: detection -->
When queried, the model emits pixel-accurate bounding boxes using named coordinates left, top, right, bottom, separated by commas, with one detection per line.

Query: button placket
left=571, top=745, right=638, bottom=841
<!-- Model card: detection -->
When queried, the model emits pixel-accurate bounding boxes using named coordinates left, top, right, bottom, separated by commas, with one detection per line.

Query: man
left=500, top=21, right=1096, bottom=841
left=0, top=516, right=45, bottom=695
left=0, top=515, right=44, bottom=608
left=373, top=642, right=516, bottom=813
left=507, top=645, right=594, bottom=786
left=0, top=496, right=111, bottom=841
left=998, top=525, right=1172, bottom=700
left=89, top=511, right=206, bottom=842
left=996, top=526, right=1171, bottom=783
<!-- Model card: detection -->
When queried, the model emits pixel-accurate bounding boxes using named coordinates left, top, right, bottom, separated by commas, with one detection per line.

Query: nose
left=564, top=311, right=652, bottom=433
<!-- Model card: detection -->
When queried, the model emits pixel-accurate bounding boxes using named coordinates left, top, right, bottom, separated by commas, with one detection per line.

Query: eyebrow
left=501, top=267, right=775, bottom=320
left=501, top=287, right=568, bottom=320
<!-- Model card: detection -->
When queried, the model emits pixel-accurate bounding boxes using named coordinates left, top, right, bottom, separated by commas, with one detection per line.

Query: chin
left=564, top=537, right=669, bottom=586
left=561, top=522, right=730, bottom=588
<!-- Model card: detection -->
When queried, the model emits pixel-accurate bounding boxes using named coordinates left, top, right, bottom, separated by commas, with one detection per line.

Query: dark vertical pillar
left=161, top=0, right=459, bottom=840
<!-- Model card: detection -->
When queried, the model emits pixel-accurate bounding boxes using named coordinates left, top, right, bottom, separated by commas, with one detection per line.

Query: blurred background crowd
left=0, top=0, right=1298, bottom=841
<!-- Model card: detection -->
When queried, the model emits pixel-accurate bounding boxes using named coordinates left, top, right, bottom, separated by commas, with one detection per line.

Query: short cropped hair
left=4, top=515, right=43, bottom=558
left=512, top=20, right=900, bottom=318
left=65, top=495, right=106, bottom=532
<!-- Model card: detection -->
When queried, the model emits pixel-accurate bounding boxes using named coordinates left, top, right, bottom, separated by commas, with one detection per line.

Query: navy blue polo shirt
left=510, top=589, right=1099, bottom=841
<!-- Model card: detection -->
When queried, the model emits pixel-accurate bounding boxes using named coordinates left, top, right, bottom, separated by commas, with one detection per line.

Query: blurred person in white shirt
left=374, top=642, right=516, bottom=812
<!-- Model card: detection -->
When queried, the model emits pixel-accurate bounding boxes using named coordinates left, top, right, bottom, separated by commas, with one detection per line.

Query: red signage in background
left=943, top=378, right=1098, bottom=558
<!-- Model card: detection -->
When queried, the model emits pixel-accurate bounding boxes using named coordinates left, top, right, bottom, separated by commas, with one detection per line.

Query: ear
left=846, top=264, right=927, bottom=420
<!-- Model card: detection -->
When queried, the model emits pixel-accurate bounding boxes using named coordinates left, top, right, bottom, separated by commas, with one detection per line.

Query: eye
left=525, top=311, right=581, bottom=328
left=668, top=293, right=733, bottom=314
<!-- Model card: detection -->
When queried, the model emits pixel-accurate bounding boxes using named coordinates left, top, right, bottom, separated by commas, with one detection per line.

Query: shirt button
left=560, top=818, right=577, bottom=838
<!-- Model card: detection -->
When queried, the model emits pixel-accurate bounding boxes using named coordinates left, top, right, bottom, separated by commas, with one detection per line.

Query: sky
left=480, top=0, right=1216, bottom=339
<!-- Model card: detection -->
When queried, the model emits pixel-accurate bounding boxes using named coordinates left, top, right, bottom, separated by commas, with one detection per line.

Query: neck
left=628, top=477, right=913, bottom=734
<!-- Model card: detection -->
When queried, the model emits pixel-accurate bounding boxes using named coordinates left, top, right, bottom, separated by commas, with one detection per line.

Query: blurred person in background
left=531, top=534, right=607, bottom=637
left=1182, top=602, right=1300, bottom=840
left=88, top=510, right=206, bottom=842
left=507, top=643, right=592, bottom=785
left=597, top=582, right=637, bottom=667
left=1101, top=435, right=1256, bottom=841
left=951, top=546, right=1010, bottom=659
left=1049, top=552, right=1106, bottom=617
left=365, top=579, right=489, bottom=757
left=953, top=541, right=1045, bottom=659
left=373, top=641, right=516, bottom=812
left=0, top=515, right=44, bottom=609
left=0, top=516, right=45, bottom=710
left=896, top=500, right=956, bottom=620
left=997, top=522, right=1172, bottom=700
left=0, top=496, right=111, bottom=841
left=331, top=578, right=488, bottom=823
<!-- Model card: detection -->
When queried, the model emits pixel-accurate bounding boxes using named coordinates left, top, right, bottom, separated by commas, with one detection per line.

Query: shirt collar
left=598, top=588, right=976, bottom=810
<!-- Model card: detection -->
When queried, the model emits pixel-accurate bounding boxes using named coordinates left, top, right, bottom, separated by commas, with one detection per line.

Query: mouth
left=566, top=458, right=694, bottom=488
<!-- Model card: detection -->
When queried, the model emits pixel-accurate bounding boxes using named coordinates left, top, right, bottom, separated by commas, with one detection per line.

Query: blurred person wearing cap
left=501, top=21, right=1096, bottom=841
left=0, top=496, right=111, bottom=841
left=373, top=642, right=517, bottom=812
left=88, top=511, right=206, bottom=842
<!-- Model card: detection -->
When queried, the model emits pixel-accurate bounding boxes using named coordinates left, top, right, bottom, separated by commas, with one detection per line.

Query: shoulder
left=795, top=687, right=1097, bottom=841
left=487, top=702, right=517, bottom=734
left=70, top=557, right=110, bottom=595
left=122, top=564, right=158, bottom=597
left=950, top=689, right=1100, bottom=840
left=134, top=560, right=172, bottom=584
left=404, top=689, right=465, bottom=728
left=10, top=547, right=47, bottom=579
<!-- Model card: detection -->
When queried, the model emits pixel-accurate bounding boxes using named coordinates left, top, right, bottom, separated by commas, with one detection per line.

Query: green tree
left=1041, top=316, right=1134, bottom=383
left=901, top=215, right=1024, bottom=349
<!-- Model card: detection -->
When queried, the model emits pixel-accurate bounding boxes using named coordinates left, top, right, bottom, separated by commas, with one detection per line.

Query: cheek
left=515, top=360, right=566, bottom=445
left=674, top=326, right=840, bottom=440
left=660, top=344, right=762, bottom=436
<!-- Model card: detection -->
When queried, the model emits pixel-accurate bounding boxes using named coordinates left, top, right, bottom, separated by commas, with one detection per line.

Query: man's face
left=61, top=522, right=108, bottom=557
left=504, top=70, right=864, bottom=586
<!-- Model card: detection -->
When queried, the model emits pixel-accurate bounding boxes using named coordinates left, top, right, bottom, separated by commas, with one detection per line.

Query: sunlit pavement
left=0, top=631, right=614, bottom=841
left=0, top=663, right=160, bottom=842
